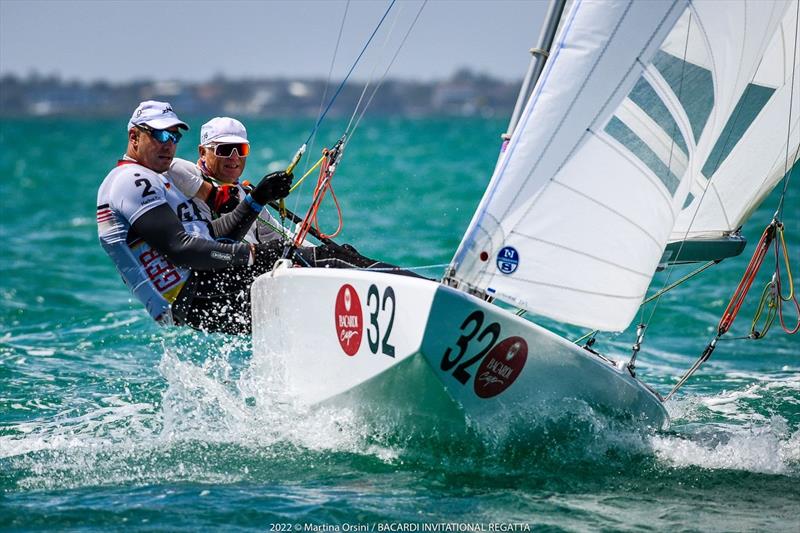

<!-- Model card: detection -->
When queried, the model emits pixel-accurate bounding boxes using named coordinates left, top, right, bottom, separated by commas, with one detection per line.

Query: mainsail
left=449, top=0, right=797, bottom=332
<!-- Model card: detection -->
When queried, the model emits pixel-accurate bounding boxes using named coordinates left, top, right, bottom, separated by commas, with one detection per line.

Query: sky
left=0, top=0, right=548, bottom=83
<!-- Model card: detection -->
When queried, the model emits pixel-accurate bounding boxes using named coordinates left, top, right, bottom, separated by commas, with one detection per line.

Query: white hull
left=251, top=266, right=668, bottom=435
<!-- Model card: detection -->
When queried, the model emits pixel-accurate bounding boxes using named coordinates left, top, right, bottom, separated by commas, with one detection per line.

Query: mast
left=502, top=0, right=567, bottom=142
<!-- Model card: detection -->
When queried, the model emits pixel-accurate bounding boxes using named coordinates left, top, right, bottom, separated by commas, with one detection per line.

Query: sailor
left=97, top=102, right=387, bottom=335
left=96, top=100, right=297, bottom=334
left=169, top=116, right=287, bottom=244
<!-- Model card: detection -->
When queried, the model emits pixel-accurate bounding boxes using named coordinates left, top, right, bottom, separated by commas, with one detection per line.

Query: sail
left=449, top=0, right=794, bottom=331
left=669, top=2, right=800, bottom=241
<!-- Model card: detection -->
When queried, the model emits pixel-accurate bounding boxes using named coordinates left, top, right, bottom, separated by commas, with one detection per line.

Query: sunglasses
left=137, top=124, right=183, bottom=144
left=210, top=143, right=250, bottom=158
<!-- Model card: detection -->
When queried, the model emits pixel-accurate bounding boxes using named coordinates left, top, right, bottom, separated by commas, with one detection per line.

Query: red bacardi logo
left=334, top=284, right=363, bottom=356
left=474, top=336, right=527, bottom=398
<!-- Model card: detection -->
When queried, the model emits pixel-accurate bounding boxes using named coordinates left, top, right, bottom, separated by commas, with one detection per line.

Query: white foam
left=650, top=418, right=798, bottom=475
left=4, top=339, right=798, bottom=491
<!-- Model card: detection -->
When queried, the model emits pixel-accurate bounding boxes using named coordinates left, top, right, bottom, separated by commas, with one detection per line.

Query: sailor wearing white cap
left=127, top=100, right=190, bottom=132
left=169, top=116, right=288, bottom=244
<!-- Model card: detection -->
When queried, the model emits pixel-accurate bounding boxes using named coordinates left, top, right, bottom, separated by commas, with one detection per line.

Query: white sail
left=449, top=0, right=794, bottom=332
left=670, top=2, right=800, bottom=241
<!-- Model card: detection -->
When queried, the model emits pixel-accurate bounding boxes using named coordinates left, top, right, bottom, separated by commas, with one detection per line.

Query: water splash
left=2, top=335, right=798, bottom=495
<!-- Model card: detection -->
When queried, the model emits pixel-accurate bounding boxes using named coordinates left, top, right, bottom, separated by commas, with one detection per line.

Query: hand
left=251, top=170, right=293, bottom=204
left=207, top=184, right=240, bottom=214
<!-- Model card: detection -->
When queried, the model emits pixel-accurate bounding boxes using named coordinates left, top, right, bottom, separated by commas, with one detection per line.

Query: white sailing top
left=96, top=156, right=210, bottom=322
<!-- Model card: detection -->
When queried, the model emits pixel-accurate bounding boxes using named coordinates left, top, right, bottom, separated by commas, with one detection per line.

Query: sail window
left=701, top=83, right=776, bottom=178
left=605, top=116, right=681, bottom=195
left=628, top=76, right=689, bottom=156
left=653, top=50, right=714, bottom=143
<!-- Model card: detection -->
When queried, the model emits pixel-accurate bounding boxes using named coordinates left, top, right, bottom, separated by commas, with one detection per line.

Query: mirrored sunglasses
left=212, top=143, right=250, bottom=158
left=137, top=124, right=183, bottom=144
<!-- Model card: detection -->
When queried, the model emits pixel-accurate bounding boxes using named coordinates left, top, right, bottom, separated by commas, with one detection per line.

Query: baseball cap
left=127, top=100, right=189, bottom=131
left=200, top=117, right=249, bottom=146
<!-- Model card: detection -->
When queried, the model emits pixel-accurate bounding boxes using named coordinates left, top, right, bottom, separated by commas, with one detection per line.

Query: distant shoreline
left=0, top=69, right=521, bottom=119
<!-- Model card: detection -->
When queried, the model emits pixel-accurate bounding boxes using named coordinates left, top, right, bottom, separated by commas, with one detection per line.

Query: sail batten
left=450, top=0, right=797, bottom=332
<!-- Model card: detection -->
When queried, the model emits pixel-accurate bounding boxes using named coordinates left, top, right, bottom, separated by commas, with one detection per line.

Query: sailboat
left=250, top=0, right=799, bottom=434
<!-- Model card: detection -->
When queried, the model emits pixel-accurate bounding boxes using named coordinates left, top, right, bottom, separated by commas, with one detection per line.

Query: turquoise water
left=1, top=117, right=798, bottom=531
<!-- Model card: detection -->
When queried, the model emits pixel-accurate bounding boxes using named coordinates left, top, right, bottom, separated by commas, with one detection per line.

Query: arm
left=210, top=170, right=294, bottom=242
left=132, top=204, right=251, bottom=270
left=210, top=196, right=261, bottom=242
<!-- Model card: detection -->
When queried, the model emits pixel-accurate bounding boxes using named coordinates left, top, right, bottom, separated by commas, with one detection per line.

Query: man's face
left=201, top=144, right=247, bottom=184
left=129, top=125, right=180, bottom=173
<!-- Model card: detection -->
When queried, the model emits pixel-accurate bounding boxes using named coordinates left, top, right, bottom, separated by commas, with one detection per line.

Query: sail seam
left=548, top=179, right=665, bottom=250
left=510, top=230, right=653, bottom=278
left=591, top=126, right=678, bottom=210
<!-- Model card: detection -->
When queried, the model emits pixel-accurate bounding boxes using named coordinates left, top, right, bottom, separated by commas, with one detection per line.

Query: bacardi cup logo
left=474, top=336, right=528, bottom=398
left=334, top=284, right=363, bottom=356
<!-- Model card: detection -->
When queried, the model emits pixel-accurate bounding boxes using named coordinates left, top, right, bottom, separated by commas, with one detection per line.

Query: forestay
left=449, top=0, right=795, bottom=332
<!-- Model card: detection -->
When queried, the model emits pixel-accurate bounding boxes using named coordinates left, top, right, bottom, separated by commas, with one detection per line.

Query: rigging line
left=573, top=259, right=717, bottom=344
left=776, top=0, right=800, bottom=219
left=307, top=0, right=350, bottom=172
left=359, top=262, right=449, bottom=272
left=627, top=9, right=694, bottom=370
left=302, top=0, right=397, bottom=148
left=292, top=0, right=351, bottom=220
left=640, top=13, right=692, bottom=324
left=344, top=1, right=404, bottom=136
left=646, top=2, right=781, bottom=345
left=347, top=0, right=429, bottom=142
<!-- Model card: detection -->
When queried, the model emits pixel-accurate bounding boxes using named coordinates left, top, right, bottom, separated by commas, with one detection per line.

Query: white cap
left=200, top=117, right=249, bottom=146
left=127, top=100, right=189, bottom=131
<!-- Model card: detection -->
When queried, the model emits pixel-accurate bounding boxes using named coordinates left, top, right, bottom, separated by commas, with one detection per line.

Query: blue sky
left=0, top=0, right=547, bottom=82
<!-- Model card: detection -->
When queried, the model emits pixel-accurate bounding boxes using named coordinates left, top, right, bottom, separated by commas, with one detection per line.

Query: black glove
left=251, top=170, right=293, bottom=204
left=206, top=184, right=240, bottom=214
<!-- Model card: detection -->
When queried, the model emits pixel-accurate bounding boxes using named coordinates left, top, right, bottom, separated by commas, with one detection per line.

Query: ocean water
left=1, top=117, right=798, bottom=531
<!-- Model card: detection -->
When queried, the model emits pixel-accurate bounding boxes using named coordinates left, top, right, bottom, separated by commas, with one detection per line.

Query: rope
left=290, top=155, right=326, bottom=193
left=347, top=0, right=429, bottom=141
left=626, top=10, right=694, bottom=372
left=344, top=2, right=404, bottom=136
left=289, top=0, right=349, bottom=223
left=665, top=221, right=779, bottom=401
left=359, top=262, right=448, bottom=273
left=774, top=224, right=800, bottom=333
left=749, top=276, right=778, bottom=339
left=292, top=141, right=346, bottom=248
left=287, top=1, right=426, bottom=260
left=302, top=0, right=397, bottom=148
left=717, top=222, right=777, bottom=335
